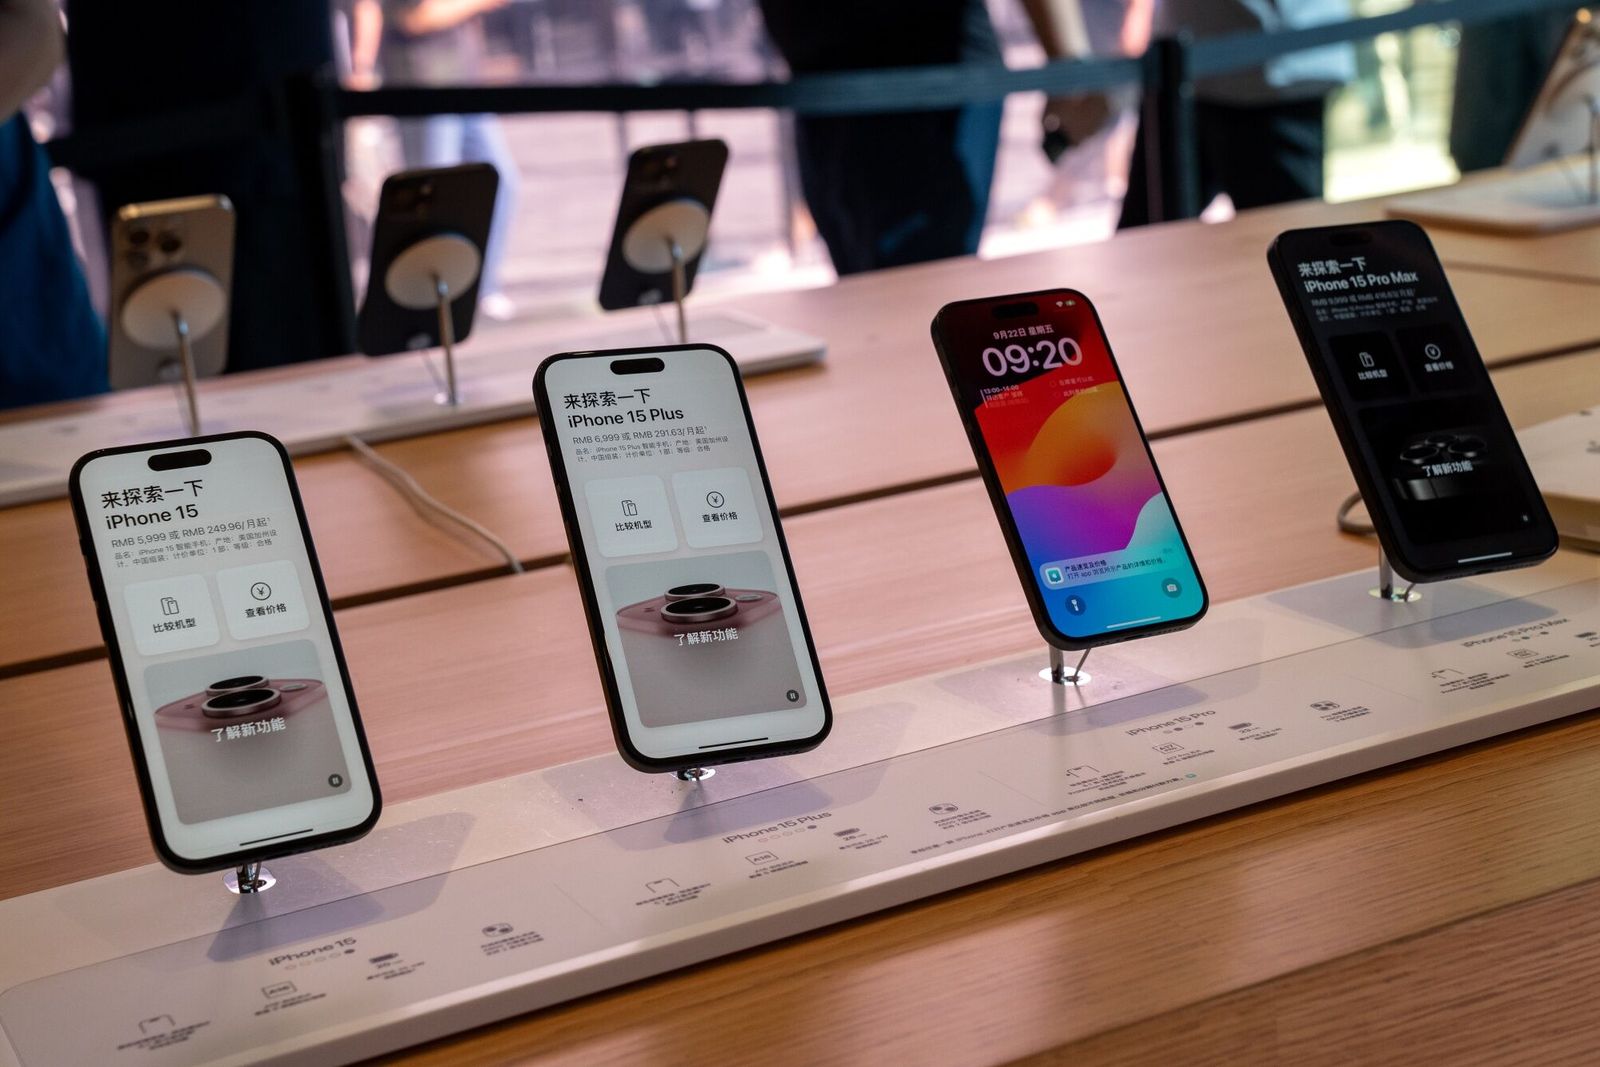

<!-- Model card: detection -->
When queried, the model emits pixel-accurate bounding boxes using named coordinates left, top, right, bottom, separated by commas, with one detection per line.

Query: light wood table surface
left=2, top=351, right=1597, bottom=1064
left=1192, top=177, right=1600, bottom=285
left=6, top=199, right=1600, bottom=674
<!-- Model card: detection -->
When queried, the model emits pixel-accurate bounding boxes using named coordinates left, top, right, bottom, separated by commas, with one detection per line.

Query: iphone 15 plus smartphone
left=931, top=289, right=1208, bottom=650
left=69, top=432, right=381, bottom=871
left=533, top=344, right=831, bottom=772
left=1267, top=220, right=1557, bottom=582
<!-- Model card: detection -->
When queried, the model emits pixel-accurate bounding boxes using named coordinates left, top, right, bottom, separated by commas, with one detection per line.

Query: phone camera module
left=201, top=687, right=282, bottom=718
left=659, top=596, right=737, bottom=624
left=207, top=675, right=268, bottom=695
left=665, top=582, right=725, bottom=601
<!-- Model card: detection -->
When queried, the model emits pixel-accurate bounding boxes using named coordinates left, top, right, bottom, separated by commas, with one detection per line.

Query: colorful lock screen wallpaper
left=939, top=293, right=1205, bottom=640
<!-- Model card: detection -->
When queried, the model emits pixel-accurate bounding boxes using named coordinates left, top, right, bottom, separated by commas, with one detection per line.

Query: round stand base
left=433, top=389, right=463, bottom=408
left=1369, top=587, right=1423, bottom=603
left=224, top=864, right=276, bottom=895
left=675, top=766, right=715, bottom=783
left=1038, top=667, right=1091, bottom=687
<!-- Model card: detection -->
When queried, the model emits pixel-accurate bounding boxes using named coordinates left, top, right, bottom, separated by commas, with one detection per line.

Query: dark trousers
left=1119, top=96, right=1327, bottom=228
left=794, top=100, right=1003, bottom=275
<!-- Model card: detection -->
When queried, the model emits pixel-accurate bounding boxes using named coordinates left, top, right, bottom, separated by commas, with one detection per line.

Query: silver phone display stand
left=118, top=268, right=227, bottom=437
left=1373, top=546, right=1422, bottom=603
left=384, top=232, right=484, bottom=407
left=223, top=860, right=276, bottom=895
left=1041, top=646, right=1091, bottom=687
left=675, top=766, right=716, bottom=783
left=621, top=198, right=711, bottom=345
left=1336, top=491, right=1424, bottom=603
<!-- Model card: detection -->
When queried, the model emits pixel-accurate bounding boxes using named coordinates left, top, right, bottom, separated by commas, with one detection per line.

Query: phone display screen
left=936, top=293, right=1206, bottom=642
left=74, top=435, right=375, bottom=863
left=1271, top=222, right=1556, bottom=575
left=540, top=348, right=827, bottom=761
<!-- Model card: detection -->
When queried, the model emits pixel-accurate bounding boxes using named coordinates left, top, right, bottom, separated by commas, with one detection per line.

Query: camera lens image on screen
left=1392, top=429, right=1490, bottom=501
left=146, top=639, right=352, bottom=825
left=608, top=551, right=806, bottom=729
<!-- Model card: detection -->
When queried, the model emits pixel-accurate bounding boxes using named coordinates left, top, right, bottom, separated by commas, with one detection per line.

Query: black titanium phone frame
left=930, top=288, right=1208, bottom=652
left=533, top=343, right=832, bottom=772
left=1266, top=220, right=1557, bottom=583
left=68, top=431, right=382, bottom=873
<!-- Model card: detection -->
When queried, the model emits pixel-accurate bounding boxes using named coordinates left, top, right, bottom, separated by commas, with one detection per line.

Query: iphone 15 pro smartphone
left=932, top=289, right=1208, bottom=650
left=69, top=432, right=381, bottom=871
left=357, top=162, right=499, bottom=356
left=533, top=344, right=830, bottom=772
left=1267, top=220, right=1557, bottom=582
left=108, top=195, right=235, bottom=389
left=598, top=140, right=728, bottom=311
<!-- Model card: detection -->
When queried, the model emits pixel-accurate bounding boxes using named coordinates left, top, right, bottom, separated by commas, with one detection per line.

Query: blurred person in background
left=1450, top=10, right=1575, bottom=174
left=0, top=0, right=104, bottom=408
left=1096, top=0, right=1355, bottom=226
left=67, top=0, right=352, bottom=372
left=352, top=0, right=522, bottom=320
left=758, top=0, right=1108, bottom=274
left=757, top=0, right=1008, bottom=274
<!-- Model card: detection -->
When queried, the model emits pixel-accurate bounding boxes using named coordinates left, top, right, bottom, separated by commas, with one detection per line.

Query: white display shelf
left=2, top=555, right=1598, bottom=1066
left=0, top=308, right=823, bottom=507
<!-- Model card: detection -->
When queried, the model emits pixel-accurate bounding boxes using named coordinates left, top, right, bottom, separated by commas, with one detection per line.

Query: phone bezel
left=67, top=430, right=383, bottom=873
left=931, top=287, right=1210, bottom=652
left=533, top=343, right=833, bottom=772
left=1265, top=219, right=1558, bottom=583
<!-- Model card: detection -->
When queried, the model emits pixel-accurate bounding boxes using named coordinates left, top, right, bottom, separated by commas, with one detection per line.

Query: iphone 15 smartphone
left=69, top=432, right=381, bottom=871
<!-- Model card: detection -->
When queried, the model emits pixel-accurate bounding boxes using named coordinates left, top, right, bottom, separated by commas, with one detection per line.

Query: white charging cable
left=344, top=435, right=524, bottom=574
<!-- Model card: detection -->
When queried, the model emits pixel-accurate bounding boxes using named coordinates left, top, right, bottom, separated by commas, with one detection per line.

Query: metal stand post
left=224, top=860, right=275, bottom=894
left=675, top=766, right=715, bottom=782
left=173, top=313, right=201, bottom=437
left=1587, top=96, right=1599, bottom=205
left=380, top=231, right=482, bottom=405
left=1371, top=546, right=1421, bottom=603
left=667, top=238, right=688, bottom=344
left=434, top=276, right=460, bottom=407
left=620, top=198, right=710, bottom=343
left=116, top=267, right=226, bottom=429
left=1041, top=646, right=1092, bottom=687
